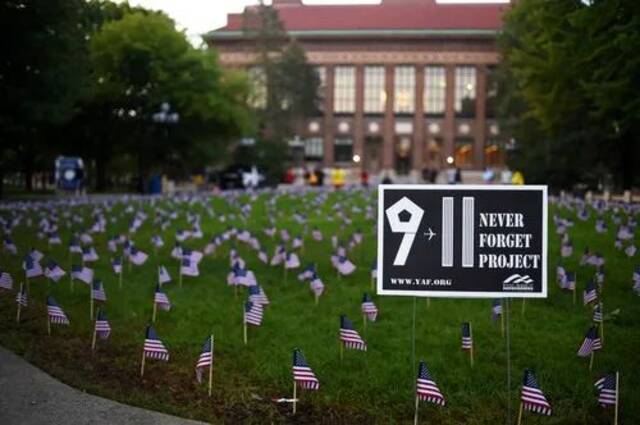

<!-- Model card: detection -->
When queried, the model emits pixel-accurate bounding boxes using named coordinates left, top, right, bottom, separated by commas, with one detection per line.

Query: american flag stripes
left=195, top=336, right=214, bottom=383
left=44, top=260, right=66, bottom=282
left=23, top=256, right=43, bottom=278
left=249, top=285, right=269, bottom=306
left=47, top=296, right=70, bottom=325
left=154, top=285, right=171, bottom=311
left=91, top=280, right=107, bottom=302
left=521, top=369, right=552, bottom=415
left=94, top=310, right=111, bottom=340
left=577, top=326, right=602, bottom=357
left=111, top=257, right=122, bottom=274
left=15, top=286, right=28, bottom=307
left=592, top=304, right=603, bottom=323
left=292, top=348, right=319, bottom=390
left=461, top=322, right=473, bottom=350
left=143, top=326, right=169, bottom=361
left=339, top=315, right=367, bottom=351
left=244, top=301, right=263, bottom=326
left=180, top=258, right=199, bottom=277
left=71, top=264, right=94, bottom=284
left=361, top=293, right=378, bottom=322
left=158, top=265, right=171, bottom=285
left=416, top=361, right=445, bottom=406
left=583, top=280, right=598, bottom=305
left=129, top=247, right=148, bottom=265
left=0, top=270, right=13, bottom=290
left=594, top=373, right=617, bottom=407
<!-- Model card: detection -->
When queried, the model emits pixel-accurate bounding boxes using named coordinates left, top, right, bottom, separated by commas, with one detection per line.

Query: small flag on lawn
left=44, top=260, right=66, bottom=282
left=111, top=257, right=122, bottom=274
left=577, top=326, right=602, bottom=357
left=361, top=293, right=378, bottom=322
left=249, top=285, right=269, bottom=306
left=292, top=348, right=319, bottom=390
left=158, top=265, right=171, bottom=285
left=143, top=326, right=169, bottom=361
left=71, top=265, right=94, bottom=284
left=416, top=361, right=446, bottom=406
left=129, top=247, right=148, bottom=265
left=154, top=285, right=171, bottom=311
left=15, top=285, right=28, bottom=307
left=95, top=310, right=111, bottom=340
left=47, top=296, right=70, bottom=325
left=461, top=322, right=473, bottom=350
left=23, top=256, right=43, bottom=278
left=583, top=280, right=598, bottom=305
left=0, top=270, right=13, bottom=290
left=492, top=299, right=502, bottom=321
left=594, top=373, right=617, bottom=407
left=339, top=315, right=367, bottom=351
left=181, top=258, right=200, bottom=277
left=91, top=280, right=107, bottom=302
left=244, top=301, right=263, bottom=326
left=521, top=369, right=552, bottom=415
left=195, top=336, right=214, bottom=383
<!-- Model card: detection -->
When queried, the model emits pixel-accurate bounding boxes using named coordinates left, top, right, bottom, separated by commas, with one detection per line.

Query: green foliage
left=498, top=0, right=640, bottom=189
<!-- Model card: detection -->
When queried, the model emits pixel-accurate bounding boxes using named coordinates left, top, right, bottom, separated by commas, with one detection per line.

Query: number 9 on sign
left=385, top=197, right=424, bottom=266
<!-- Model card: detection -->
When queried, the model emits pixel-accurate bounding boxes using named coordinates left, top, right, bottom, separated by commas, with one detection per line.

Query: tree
left=0, top=0, right=90, bottom=196
left=241, top=2, right=320, bottom=180
left=88, top=11, right=251, bottom=191
left=498, top=0, right=640, bottom=189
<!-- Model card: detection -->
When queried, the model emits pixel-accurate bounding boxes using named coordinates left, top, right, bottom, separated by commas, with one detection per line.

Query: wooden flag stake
left=370, top=276, right=374, bottom=291
left=314, top=293, right=319, bottom=306
left=589, top=351, right=594, bottom=371
left=292, top=380, right=297, bottom=415
left=500, top=304, right=505, bottom=338
left=413, top=395, right=419, bottom=425
left=208, top=334, right=214, bottom=396
left=47, top=314, right=51, bottom=336
left=573, top=272, right=578, bottom=305
left=363, top=314, right=367, bottom=332
left=119, top=267, right=123, bottom=290
left=469, top=323, right=474, bottom=368
left=521, top=299, right=526, bottom=316
left=339, top=340, right=344, bottom=361
left=152, top=300, right=157, bottom=322
left=70, top=272, right=74, bottom=293
left=599, top=302, right=604, bottom=343
left=140, top=350, right=146, bottom=377
left=91, top=311, right=98, bottom=352
left=517, top=402, right=523, bottom=425
left=243, top=319, right=248, bottom=346
left=614, top=371, right=619, bottom=425
left=179, top=267, right=183, bottom=288
left=90, top=288, right=94, bottom=321
left=16, top=282, right=23, bottom=323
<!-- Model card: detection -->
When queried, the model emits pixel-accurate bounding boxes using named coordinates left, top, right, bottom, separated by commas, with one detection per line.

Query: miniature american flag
left=91, top=280, right=107, bottom=302
left=180, top=258, right=199, bottom=277
left=71, top=264, right=94, bottom=284
left=583, top=280, right=598, bottom=305
left=3, top=237, right=17, bottom=254
left=563, top=271, right=576, bottom=291
left=0, top=270, right=13, bottom=290
left=310, top=273, right=324, bottom=297
left=521, top=369, right=552, bottom=415
left=577, top=326, right=602, bottom=357
left=129, top=247, right=148, bottom=265
left=292, top=348, right=319, bottom=390
left=82, top=247, right=99, bottom=262
left=15, top=286, right=28, bottom=307
left=154, top=285, right=171, bottom=311
left=23, top=256, right=43, bottom=278
left=244, top=301, right=263, bottom=326
left=285, top=252, right=301, bottom=269
left=361, top=293, right=378, bottom=322
left=143, top=326, right=169, bottom=361
left=47, top=296, right=70, bottom=325
left=111, top=257, right=122, bottom=274
left=461, top=322, right=473, bottom=350
left=158, top=265, right=171, bottom=285
left=94, top=310, right=111, bottom=340
left=592, top=304, right=603, bottom=323
left=249, top=285, right=269, bottom=306
left=44, top=260, right=66, bottom=282
left=416, top=361, right=445, bottom=406
left=492, top=299, right=503, bottom=321
left=337, top=256, right=356, bottom=276
left=195, top=336, right=214, bottom=383
left=594, top=373, right=617, bottom=407
left=339, top=315, right=367, bottom=351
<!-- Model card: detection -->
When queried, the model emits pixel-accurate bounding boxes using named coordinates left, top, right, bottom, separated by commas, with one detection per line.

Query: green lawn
left=0, top=190, right=638, bottom=424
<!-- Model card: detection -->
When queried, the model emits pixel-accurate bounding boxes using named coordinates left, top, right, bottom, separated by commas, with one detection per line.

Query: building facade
left=205, top=0, right=508, bottom=178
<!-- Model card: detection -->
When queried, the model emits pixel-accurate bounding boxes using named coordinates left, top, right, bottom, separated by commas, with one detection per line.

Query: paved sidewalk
left=0, top=346, right=208, bottom=425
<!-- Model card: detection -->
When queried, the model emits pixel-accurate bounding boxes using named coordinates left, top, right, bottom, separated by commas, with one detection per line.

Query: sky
left=119, top=0, right=509, bottom=46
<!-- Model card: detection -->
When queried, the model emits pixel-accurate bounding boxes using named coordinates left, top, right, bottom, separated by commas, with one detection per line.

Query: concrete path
left=0, top=346, right=208, bottom=425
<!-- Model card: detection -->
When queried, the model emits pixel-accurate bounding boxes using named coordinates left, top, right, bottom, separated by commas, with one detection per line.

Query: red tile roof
left=216, top=0, right=507, bottom=33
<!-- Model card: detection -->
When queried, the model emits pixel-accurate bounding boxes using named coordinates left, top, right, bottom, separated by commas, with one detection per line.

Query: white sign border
left=377, top=184, right=548, bottom=299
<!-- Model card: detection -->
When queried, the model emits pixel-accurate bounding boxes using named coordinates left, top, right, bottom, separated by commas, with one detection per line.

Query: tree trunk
left=96, top=156, right=108, bottom=192
left=620, top=132, right=634, bottom=190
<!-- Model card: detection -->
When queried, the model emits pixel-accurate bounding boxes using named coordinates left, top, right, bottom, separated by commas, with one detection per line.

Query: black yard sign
left=377, top=185, right=547, bottom=298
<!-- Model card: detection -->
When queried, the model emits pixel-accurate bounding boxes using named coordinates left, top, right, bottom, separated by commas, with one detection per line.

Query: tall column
left=443, top=65, right=456, bottom=164
left=412, top=66, right=425, bottom=175
left=383, top=65, right=395, bottom=173
left=354, top=65, right=365, bottom=168
left=474, top=65, right=487, bottom=169
left=323, top=65, right=335, bottom=168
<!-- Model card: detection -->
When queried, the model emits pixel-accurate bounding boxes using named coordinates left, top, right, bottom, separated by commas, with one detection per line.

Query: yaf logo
left=385, top=197, right=424, bottom=266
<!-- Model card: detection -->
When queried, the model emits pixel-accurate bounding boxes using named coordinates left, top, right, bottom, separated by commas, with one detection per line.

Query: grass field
left=0, top=189, right=638, bottom=424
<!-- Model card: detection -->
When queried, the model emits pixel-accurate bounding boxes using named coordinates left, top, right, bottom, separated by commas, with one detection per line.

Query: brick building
left=205, top=0, right=509, bottom=179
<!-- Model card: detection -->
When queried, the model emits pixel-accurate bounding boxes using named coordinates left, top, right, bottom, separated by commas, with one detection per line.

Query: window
left=305, top=137, right=324, bottom=159
left=364, top=66, right=386, bottom=113
left=455, top=66, right=476, bottom=118
left=424, top=66, right=446, bottom=116
left=334, top=138, right=353, bottom=163
left=247, top=66, right=266, bottom=109
left=454, top=138, right=474, bottom=166
left=333, top=66, right=355, bottom=113
left=485, top=139, right=504, bottom=167
left=394, top=66, right=415, bottom=114
left=314, top=66, right=326, bottom=112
